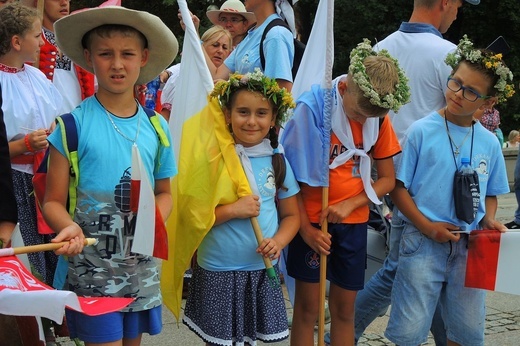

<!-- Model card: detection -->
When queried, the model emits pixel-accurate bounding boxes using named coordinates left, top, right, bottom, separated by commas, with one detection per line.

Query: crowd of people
left=0, top=0, right=517, bottom=346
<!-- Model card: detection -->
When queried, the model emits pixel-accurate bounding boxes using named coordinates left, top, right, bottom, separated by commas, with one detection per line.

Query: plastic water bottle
left=460, top=157, right=473, bottom=174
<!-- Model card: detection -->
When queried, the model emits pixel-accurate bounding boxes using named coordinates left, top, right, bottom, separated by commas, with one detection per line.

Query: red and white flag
left=0, top=255, right=133, bottom=323
left=465, top=230, right=520, bottom=295
left=130, top=145, right=168, bottom=260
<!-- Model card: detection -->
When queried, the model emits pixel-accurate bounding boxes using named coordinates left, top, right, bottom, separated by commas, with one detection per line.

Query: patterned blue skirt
left=183, top=264, right=289, bottom=346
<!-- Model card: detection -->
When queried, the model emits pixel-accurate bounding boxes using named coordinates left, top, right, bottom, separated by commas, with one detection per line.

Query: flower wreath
left=211, top=68, right=295, bottom=126
left=445, top=35, right=515, bottom=104
left=348, top=39, right=411, bottom=113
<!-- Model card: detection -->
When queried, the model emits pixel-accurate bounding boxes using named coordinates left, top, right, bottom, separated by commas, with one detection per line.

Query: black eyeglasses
left=218, top=17, right=245, bottom=24
left=446, top=77, right=490, bottom=102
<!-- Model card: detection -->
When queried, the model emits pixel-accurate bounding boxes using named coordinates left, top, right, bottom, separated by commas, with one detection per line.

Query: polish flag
left=465, top=230, right=520, bottom=295
left=130, top=145, right=168, bottom=260
left=0, top=256, right=133, bottom=323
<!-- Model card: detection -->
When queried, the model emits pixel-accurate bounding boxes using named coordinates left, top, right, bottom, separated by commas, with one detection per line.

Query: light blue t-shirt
left=397, top=112, right=509, bottom=232
left=48, top=96, right=177, bottom=311
left=224, top=14, right=294, bottom=82
left=197, top=155, right=299, bottom=271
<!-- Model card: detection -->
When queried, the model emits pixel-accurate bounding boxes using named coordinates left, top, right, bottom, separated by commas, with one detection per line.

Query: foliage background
left=71, top=0, right=520, bottom=135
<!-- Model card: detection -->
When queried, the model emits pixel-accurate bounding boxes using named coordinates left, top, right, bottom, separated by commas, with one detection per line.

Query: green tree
left=72, top=0, right=520, bottom=132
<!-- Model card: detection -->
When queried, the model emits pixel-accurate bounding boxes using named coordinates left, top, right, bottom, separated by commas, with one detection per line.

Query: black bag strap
left=259, top=18, right=291, bottom=71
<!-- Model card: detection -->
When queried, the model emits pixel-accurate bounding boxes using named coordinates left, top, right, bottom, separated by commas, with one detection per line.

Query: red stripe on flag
left=74, top=297, right=134, bottom=316
left=0, top=256, right=133, bottom=317
left=153, top=206, right=168, bottom=260
left=130, top=180, right=140, bottom=213
left=465, top=230, right=501, bottom=290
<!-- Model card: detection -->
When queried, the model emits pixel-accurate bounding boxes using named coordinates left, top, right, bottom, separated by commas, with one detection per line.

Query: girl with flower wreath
left=281, top=39, right=409, bottom=346
left=182, top=69, right=300, bottom=345
left=384, top=36, right=513, bottom=346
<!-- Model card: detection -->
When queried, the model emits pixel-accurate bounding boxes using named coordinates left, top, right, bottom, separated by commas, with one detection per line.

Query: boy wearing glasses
left=384, top=36, right=513, bottom=346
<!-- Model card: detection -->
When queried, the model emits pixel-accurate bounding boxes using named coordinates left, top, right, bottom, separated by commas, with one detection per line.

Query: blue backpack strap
left=55, top=113, right=79, bottom=217
left=142, top=106, right=170, bottom=147
left=52, top=113, right=79, bottom=290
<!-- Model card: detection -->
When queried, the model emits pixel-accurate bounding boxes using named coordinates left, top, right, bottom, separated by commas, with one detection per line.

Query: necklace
left=444, top=108, right=472, bottom=156
left=101, top=98, right=141, bottom=144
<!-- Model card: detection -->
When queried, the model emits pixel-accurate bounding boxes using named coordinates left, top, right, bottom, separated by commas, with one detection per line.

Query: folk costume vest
left=39, top=29, right=95, bottom=101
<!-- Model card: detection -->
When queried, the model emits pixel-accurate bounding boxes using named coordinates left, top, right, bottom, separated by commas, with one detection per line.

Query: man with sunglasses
left=352, top=0, right=480, bottom=345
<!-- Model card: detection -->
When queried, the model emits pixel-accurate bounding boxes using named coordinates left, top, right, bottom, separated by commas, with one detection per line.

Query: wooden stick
left=0, top=238, right=96, bottom=257
left=250, top=217, right=280, bottom=287
left=318, top=187, right=329, bottom=346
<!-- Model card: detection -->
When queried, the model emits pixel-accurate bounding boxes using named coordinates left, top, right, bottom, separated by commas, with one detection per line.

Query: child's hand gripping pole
left=0, top=238, right=97, bottom=257
left=250, top=217, right=280, bottom=288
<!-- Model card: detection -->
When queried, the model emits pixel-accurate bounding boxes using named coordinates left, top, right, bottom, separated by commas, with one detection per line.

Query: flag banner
left=162, top=95, right=253, bottom=321
left=130, top=145, right=168, bottom=260
left=290, top=0, right=334, bottom=101
left=0, top=255, right=133, bottom=323
left=465, top=230, right=520, bottom=295
left=170, top=0, right=214, bottom=160
left=279, top=0, right=334, bottom=306
left=161, top=0, right=231, bottom=321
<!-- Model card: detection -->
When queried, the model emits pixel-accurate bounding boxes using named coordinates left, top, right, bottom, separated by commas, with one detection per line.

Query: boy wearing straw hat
left=43, top=6, right=178, bottom=345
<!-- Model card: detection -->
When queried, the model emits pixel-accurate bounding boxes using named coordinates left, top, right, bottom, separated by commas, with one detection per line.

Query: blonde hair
left=349, top=55, right=400, bottom=117
left=508, top=130, right=520, bottom=142
left=201, top=25, right=232, bottom=51
left=0, top=4, right=39, bottom=56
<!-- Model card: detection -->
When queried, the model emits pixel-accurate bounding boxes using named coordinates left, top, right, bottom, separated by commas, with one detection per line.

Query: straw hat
left=53, top=6, right=178, bottom=85
left=18, top=0, right=37, bottom=7
left=206, top=0, right=256, bottom=26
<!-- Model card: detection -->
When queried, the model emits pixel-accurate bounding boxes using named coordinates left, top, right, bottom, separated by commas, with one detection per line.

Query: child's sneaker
left=504, top=220, right=520, bottom=229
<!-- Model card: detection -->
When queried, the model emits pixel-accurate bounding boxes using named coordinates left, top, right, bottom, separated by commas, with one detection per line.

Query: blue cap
left=465, top=0, right=480, bottom=4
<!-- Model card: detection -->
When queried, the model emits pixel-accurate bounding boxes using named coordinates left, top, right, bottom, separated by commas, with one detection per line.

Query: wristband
left=24, top=134, right=34, bottom=152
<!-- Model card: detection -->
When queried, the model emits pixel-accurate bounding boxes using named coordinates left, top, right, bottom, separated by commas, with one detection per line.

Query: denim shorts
left=65, top=305, right=162, bottom=343
left=385, top=222, right=485, bottom=346
left=286, top=222, right=367, bottom=291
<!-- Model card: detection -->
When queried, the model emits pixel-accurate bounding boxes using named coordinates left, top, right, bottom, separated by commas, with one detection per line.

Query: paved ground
left=56, top=192, right=520, bottom=345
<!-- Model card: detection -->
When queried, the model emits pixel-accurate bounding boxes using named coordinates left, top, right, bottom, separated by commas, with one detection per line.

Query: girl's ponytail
left=269, top=127, right=287, bottom=192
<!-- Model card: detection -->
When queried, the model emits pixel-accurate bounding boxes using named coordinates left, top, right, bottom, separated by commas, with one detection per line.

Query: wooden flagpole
left=0, top=238, right=96, bottom=257
left=251, top=217, right=280, bottom=287
left=318, top=188, right=329, bottom=346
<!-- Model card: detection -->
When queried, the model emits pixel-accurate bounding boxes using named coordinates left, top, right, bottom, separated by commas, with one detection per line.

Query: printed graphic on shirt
left=473, top=154, right=490, bottom=181
left=239, top=53, right=252, bottom=73
left=69, top=167, right=160, bottom=311
left=329, top=142, right=362, bottom=178
left=257, top=166, right=277, bottom=197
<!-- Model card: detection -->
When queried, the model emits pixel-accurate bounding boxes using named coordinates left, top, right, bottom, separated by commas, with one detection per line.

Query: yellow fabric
left=161, top=97, right=252, bottom=321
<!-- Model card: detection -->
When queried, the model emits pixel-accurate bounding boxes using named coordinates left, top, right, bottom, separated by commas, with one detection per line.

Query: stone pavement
left=56, top=192, right=520, bottom=345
